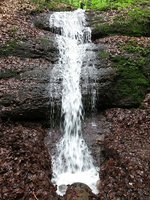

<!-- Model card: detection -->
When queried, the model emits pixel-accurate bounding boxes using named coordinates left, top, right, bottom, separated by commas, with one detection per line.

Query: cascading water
left=49, top=9, right=99, bottom=195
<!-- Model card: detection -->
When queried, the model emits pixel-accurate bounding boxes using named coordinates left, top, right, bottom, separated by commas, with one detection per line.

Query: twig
left=32, top=191, right=39, bottom=200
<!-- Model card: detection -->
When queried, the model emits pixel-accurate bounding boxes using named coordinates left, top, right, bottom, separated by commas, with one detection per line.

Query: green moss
left=96, top=41, right=149, bottom=107
left=120, top=41, right=150, bottom=79
left=0, top=69, right=19, bottom=79
left=93, top=6, right=150, bottom=37
left=110, top=40, right=149, bottom=106
left=98, top=50, right=110, bottom=59
left=0, top=40, right=19, bottom=56
left=111, top=55, right=149, bottom=105
left=91, top=0, right=150, bottom=10
left=30, top=0, right=150, bottom=11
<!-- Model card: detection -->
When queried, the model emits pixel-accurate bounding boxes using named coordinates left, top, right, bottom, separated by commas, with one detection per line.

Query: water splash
left=49, top=9, right=99, bottom=195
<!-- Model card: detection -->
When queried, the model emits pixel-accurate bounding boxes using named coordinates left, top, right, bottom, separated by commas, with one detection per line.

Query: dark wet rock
left=86, top=11, right=110, bottom=40
left=0, top=41, right=116, bottom=122
left=34, top=13, right=52, bottom=31
left=0, top=33, right=59, bottom=122
left=33, top=13, right=69, bottom=35
left=83, top=115, right=111, bottom=166
left=0, top=65, right=51, bottom=121
left=62, top=182, right=99, bottom=200
left=34, top=12, right=62, bottom=35
left=0, top=35, right=59, bottom=63
left=2, top=36, right=145, bottom=121
left=81, top=43, right=116, bottom=114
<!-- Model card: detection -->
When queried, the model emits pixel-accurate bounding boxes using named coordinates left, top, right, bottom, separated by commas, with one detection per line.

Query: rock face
left=1, top=11, right=148, bottom=122
left=0, top=66, right=50, bottom=121
left=1, top=35, right=59, bottom=62
left=0, top=14, right=116, bottom=122
left=87, top=10, right=150, bottom=40
left=0, top=42, right=116, bottom=122
left=0, top=35, right=59, bottom=122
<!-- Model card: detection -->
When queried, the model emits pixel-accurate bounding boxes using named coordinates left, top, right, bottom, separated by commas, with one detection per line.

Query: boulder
left=62, top=182, right=99, bottom=200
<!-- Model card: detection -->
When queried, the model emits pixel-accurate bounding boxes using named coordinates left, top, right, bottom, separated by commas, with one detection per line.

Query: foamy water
left=49, top=9, right=99, bottom=195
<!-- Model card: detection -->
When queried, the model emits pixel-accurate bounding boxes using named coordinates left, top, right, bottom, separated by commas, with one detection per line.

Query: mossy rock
left=96, top=41, right=150, bottom=108
left=110, top=53, right=149, bottom=107
left=0, top=36, right=58, bottom=62
left=0, top=69, right=20, bottom=79
left=91, top=7, right=150, bottom=39
left=0, top=40, right=19, bottom=56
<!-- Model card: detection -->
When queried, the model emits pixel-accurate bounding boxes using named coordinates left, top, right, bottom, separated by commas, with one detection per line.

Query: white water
left=49, top=9, right=99, bottom=195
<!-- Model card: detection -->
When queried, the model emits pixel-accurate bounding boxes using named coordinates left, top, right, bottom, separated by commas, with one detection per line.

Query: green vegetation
left=93, top=6, right=150, bottom=37
left=0, top=40, right=19, bottom=56
left=120, top=40, right=150, bottom=56
left=30, top=0, right=150, bottom=11
left=98, top=49, right=109, bottom=59
left=0, top=69, right=19, bottom=79
left=91, top=0, right=133, bottom=10
left=110, top=41, right=150, bottom=105
left=114, top=8, right=150, bottom=36
left=90, top=0, right=150, bottom=10
left=30, top=0, right=149, bottom=37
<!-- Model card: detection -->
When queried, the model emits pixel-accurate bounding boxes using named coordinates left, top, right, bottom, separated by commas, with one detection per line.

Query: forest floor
left=99, top=96, right=150, bottom=199
left=0, top=0, right=150, bottom=199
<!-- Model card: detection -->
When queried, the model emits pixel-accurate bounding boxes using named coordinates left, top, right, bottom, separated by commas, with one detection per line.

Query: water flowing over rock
left=1, top=10, right=148, bottom=121
left=0, top=11, right=116, bottom=121
left=48, top=9, right=99, bottom=196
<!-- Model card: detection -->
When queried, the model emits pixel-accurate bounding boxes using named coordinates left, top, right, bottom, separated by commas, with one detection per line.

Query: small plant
left=98, top=50, right=109, bottom=59
left=0, top=39, right=19, bottom=56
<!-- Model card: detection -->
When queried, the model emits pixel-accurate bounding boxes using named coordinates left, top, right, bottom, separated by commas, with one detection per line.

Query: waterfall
left=49, top=9, right=99, bottom=195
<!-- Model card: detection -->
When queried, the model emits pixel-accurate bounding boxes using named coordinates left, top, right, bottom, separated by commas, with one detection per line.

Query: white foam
left=49, top=9, right=99, bottom=196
